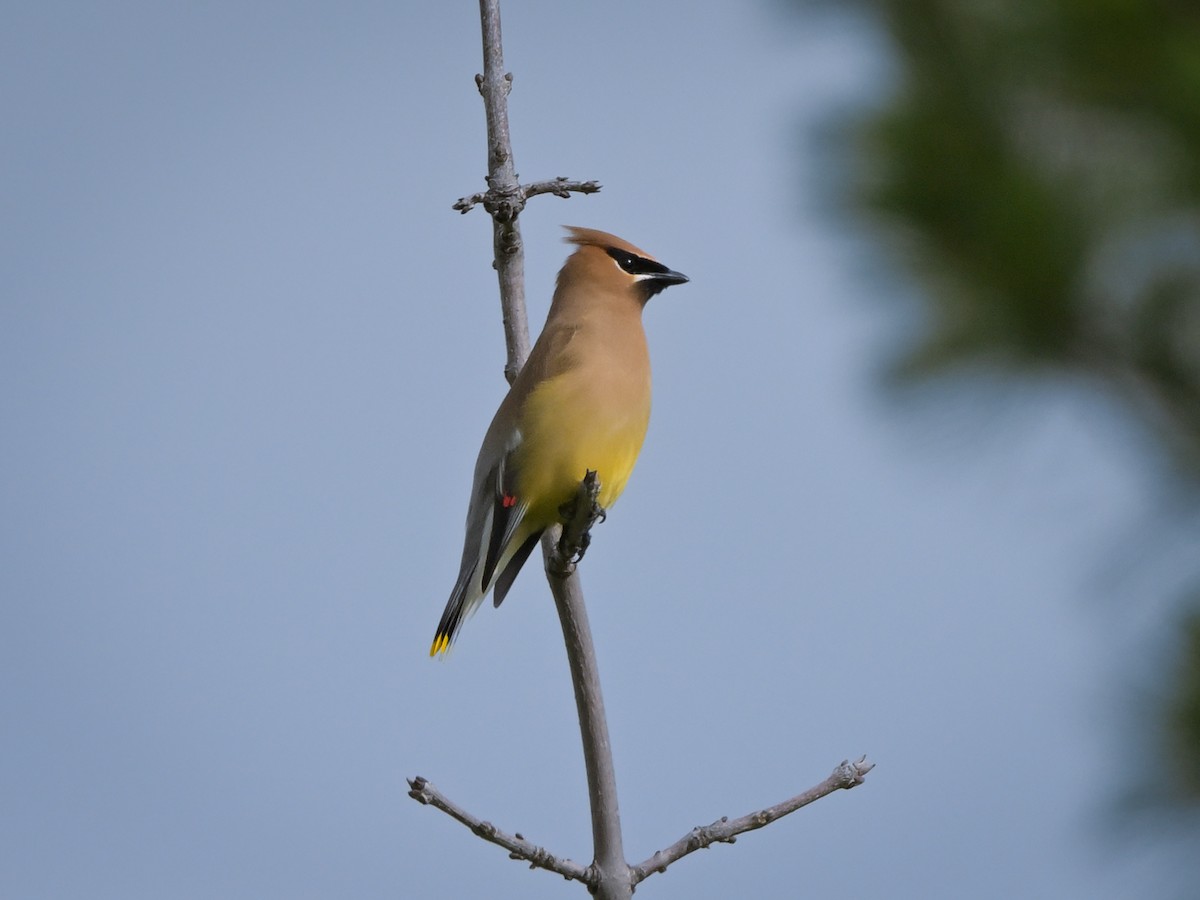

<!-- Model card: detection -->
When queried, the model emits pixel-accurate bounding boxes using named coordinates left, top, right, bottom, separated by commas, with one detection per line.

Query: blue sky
left=1, top=2, right=1178, bottom=898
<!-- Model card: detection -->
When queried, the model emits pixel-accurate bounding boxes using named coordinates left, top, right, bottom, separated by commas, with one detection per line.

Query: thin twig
left=454, top=178, right=601, bottom=214
left=462, top=4, right=602, bottom=384
left=630, top=757, right=876, bottom=885
left=474, top=0, right=529, bottom=383
left=524, top=177, right=602, bottom=201
left=451, top=190, right=490, bottom=214
left=408, top=777, right=592, bottom=884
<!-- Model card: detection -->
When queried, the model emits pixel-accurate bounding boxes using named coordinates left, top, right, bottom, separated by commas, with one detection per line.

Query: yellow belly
left=516, top=371, right=650, bottom=524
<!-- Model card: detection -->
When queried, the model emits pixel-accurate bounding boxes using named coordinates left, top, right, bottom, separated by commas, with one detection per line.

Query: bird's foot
left=570, top=500, right=608, bottom=563
left=552, top=471, right=606, bottom=574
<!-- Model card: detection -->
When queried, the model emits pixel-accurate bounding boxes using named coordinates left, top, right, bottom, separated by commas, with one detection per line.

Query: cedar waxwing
left=430, top=226, right=688, bottom=655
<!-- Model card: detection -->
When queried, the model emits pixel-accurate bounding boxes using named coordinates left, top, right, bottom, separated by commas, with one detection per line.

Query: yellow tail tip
left=430, top=633, right=450, bottom=657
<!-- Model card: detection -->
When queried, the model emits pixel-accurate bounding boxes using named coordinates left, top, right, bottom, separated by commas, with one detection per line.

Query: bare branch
left=524, top=177, right=603, bottom=201
left=408, top=777, right=592, bottom=884
left=438, top=4, right=629, bottom=898
left=451, top=190, right=490, bottom=214
left=428, top=4, right=872, bottom=898
left=474, top=0, right=529, bottom=383
left=454, top=178, right=601, bottom=215
left=630, top=757, right=876, bottom=885
left=542, top=528, right=632, bottom=900
left=461, top=3, right=601, bottom=384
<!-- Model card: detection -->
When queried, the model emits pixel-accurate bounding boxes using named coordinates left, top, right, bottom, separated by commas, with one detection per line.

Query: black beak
left=648, top=269, right=689, bottom=287
left=641, top=268, right=688, bottom=299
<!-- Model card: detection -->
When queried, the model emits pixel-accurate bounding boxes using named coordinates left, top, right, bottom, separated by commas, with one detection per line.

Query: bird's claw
left=553, top=473, right=607, bottom=573
left=570, top=501, right=607, bottom=563
left=571, top=530, right=592, bottom=565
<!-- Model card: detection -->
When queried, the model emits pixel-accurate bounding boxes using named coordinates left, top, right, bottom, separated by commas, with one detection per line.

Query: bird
left=430, top=226, right=688, bottom=656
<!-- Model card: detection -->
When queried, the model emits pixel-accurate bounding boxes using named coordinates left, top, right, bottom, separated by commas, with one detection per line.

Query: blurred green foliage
left=851, top=0, right=1200, bottom=474
left=797, top=0, right=1200, bottom=828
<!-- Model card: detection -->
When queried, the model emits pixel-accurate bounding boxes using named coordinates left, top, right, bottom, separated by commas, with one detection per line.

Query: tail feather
left=430, top=587, right=463, bottom=654
left=432, top=439, right=533, bottom=656
left=431, top=517, right=489, bottom=656
left=430, top=519, right=538, bottom=656
left=493, top=529, right=544, bottom=609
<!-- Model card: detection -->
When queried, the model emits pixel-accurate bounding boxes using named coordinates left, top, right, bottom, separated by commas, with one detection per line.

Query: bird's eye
left=607, top=249, right=638, bottom=273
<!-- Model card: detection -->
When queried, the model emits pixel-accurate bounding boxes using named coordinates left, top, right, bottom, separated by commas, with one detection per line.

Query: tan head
left=555, top=226, right=689, bottom=311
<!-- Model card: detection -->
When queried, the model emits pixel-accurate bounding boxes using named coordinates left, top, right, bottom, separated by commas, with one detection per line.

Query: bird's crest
left=563, top=226, right=657, bottom=262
